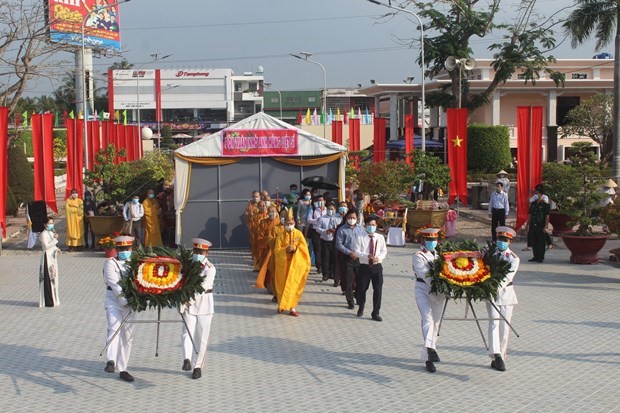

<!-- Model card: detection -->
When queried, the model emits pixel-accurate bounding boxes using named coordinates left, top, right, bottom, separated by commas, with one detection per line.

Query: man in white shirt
left=355, top=216, right=387, bottom=321
left=123, top=195, right=144, bottom=245
left=306, top=195, right=327, bottom=274
left=315, top=202, right=342, bottom=283
left=488, top=182, right=509, bottom=242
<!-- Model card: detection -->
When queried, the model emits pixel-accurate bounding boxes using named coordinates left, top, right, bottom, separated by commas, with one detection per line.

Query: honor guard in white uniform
left=103, top=236, right=136, bottom=382
left=486, top=226, right=520, bottom=371
left=412, top=228, right=444, bottom=373
left=181, top=238, right=216, bottom=380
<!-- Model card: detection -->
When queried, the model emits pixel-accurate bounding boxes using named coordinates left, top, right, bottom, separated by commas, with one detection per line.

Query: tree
left=0, top=1, right=71, bottom=114
left=393, top=0, right=565, bottom=112
left=84, top=145, right=130, bottom=210
left=6, top=138, right=34, bottom=215
left=357, top=161, right=416, bottom=203
left=564, top=0, right=620, bottom=181
left=562, top=94, right=614, bottom=167
left=410, top=149, right=451, bottom=199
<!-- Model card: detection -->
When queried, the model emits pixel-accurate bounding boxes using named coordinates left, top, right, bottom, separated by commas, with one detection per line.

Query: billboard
left=47, top=0, right=122, bottom=51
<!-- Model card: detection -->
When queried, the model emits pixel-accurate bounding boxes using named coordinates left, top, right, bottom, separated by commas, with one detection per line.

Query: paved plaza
left=1, top=233, right=619, bottom=413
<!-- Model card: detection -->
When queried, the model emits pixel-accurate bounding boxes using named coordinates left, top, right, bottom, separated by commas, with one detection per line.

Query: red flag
left=117, top=124, right=126, bottom=163
left=349, top=118, right=361, bottom=166
left=446, top=108, right=468, bottom=206
left=332, top=120, right=343, bottom=145
left=0, top=107, right=8, bottom=238
left=405, top=114, right=415, bottom=164
left=91, top=121, right=101, bottom=164
left=86, top=121, right=95, bottom=170
left=373, top=117, right=386, bottom=162
left=343, top=107, right=349, bottom=125
left=516, top=106, right=543, bottom=230
left=32, top=114, right=58, bottom=212
left=138, top=126, right=143, bottom=159
left=101, top=121, right=109, bottom=149
left=297, top=109, right=302, bottom=125
left=110, top=122, right=118, bottom=164
left=65, top=119, right=84, bottom=199
left=125, top=125, right=134, bottom=161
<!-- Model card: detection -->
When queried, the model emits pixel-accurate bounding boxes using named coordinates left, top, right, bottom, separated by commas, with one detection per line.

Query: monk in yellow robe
left=273, top=208, right=310, bottom=316
left=142, top=189, right=163, bottom=247
left=249, top=201, right=267, bottom=271
left=65, top=188, right=84, bottom=251
left=244, top=190, right=260, bottom=252
left=255, top=205, right=280, bottom=289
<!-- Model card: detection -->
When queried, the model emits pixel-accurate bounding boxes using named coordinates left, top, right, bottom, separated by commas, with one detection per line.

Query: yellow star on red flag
left=452, top=135, right=463, bottom=147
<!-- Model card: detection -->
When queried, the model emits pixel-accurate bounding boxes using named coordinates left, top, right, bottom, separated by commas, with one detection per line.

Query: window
left=517, top=73, right=527, bottom=80
left=308, top=97, right=316, bottom=103
left=270, top=97, right=279, bottom=103
left=248, top=82, right=257, bottom=92
left=285, top=97, right=299, bottom=103
left=556, top=96, right=580, bottom=126
left=571, top=73, right=588, bottom=79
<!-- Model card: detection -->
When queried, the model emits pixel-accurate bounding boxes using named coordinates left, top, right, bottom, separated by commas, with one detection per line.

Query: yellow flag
left=305, top=108, right=311, bottom=125
left=78, top=110, right=84, bottom=120
left=114, top=110, right=120, bottom=122
left=336, top=107, right=341, bottom=121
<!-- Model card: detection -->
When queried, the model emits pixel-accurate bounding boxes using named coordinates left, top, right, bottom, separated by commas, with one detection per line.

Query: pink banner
left=222, top=129, right=298, bottom=157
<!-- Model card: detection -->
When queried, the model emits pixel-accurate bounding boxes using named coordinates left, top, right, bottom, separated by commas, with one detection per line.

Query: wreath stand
left=100, top=306, right=199, bottom=357
left=436, top=295, right=519, bottom=350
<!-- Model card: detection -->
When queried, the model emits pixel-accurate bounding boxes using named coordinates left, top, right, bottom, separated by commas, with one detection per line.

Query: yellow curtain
left=175, top=153, right=242, bottom=165
left=272, top=152, right=344, bottom=166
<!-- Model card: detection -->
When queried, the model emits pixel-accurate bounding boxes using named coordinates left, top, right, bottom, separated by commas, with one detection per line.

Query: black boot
left=427, top=348, right=440, bottom=362
left=425, top=361, right=436, bottom=373
left=491, top=354, right=506, bottom=371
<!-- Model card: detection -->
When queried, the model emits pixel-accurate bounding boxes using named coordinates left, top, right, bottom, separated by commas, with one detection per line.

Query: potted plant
left=601, top=202, right=620, bottom=262
left=98, top=235, right=117, bottom=257
left=549, top=143, right=610, bottom=264
left=542, top=162, right=580, bottom=234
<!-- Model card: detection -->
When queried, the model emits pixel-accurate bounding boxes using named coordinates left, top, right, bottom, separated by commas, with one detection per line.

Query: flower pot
left=104, top=248, right=117, bottom=258
left=549, top=211, right=573, bottom=235
left=87, top=216, right=125, bottom=236
left=560, top=234, right=609, bottom=264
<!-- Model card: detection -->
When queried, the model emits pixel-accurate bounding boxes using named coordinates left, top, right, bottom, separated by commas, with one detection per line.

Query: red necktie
left=369, top=235, right=375, bottom=265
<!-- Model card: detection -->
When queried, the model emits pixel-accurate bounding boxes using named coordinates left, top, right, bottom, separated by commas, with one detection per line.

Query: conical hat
left=496, top=170, right=508, bottom=176
left=603, top=178, right=618, bottom=188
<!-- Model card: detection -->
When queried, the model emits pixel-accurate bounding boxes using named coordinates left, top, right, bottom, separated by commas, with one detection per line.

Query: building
left=107, top=67, right=264, bottom=135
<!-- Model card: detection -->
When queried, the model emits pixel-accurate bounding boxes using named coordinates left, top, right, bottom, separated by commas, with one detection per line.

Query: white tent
left=173, top=112, right=347, bottom=247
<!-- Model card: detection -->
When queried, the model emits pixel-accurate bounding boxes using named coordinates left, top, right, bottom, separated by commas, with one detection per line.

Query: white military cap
left=192, top=238, right=212, bottom=250
left=495, top=226, right=516, bottom=239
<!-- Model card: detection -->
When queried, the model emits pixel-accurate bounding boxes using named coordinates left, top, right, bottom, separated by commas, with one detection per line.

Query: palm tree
left=564, top=0, right=620, bottom=181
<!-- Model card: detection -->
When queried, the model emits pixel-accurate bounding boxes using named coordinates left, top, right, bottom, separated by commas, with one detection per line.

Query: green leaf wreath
left=429, top=240, right=512, bottom=301
left=119, top=246, right=205, bottom=312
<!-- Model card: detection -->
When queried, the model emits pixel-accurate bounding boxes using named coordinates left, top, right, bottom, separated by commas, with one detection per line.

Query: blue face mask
left=192, top=254, right=204, bottom=263
left=327, top=209, right=335, bottom=216
left=304, top=195, right=311, bottom=201
left=148, top=194, right=155, bottom=199
left=118, top=251, right=132, bottom=261
left=338, top=207, right=347, bottom=215
left=497, top=241, right=509, bottom=251
left=132, top=198, right=139, bottom=204
left=425, top=241, right=438, bottom=251
left=366, top=225, right=376, bottom=234
left=46, top=224, right=54, bottom=231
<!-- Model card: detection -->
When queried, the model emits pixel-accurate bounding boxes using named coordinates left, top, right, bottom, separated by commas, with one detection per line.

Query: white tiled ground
left=0, top=241, right=619, bottom=412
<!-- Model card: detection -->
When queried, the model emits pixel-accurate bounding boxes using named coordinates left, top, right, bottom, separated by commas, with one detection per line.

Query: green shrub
left=12, top=129, right=67, bottom=158
left=6, top=142, right=34, bottom=215
left=467, top=124, right=511, bottom=172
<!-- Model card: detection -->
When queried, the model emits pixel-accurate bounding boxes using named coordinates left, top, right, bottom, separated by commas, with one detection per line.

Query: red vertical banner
left=446, top=108, right=468, bottom=206
left=65, top=119, right=83, bottom=199
left=405, top=114, right=414, bottom=164
left=138, top=126, right=143, bottom=159
left=32, top=114, right=58, bottom=212
left=110, top=122, right=118, bottom=164
left=516, top=106, right=544, bottom=230
left=373, top=117, right=386, bottom=162
left=117, top=123, right=126, bottom=163
left=0, top=107, right=8, bottom=238
left=91, top=120, right=101, bottom=163
left=332, top=120, right=343, bottom=145
left=86, top=121, right=95, bottom=170
left=101, top=120, right=109, bottom=149
left=349, top=118, right=361, bottom=166
left=124, top=125, right=134, bottom=161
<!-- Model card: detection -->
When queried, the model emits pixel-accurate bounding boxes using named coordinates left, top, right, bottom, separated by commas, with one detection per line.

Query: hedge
left=12, top=128, right=67, bottom=157
left=6, top=143, right=34, bottom=215
left=467, top=124, right=512, bottom=172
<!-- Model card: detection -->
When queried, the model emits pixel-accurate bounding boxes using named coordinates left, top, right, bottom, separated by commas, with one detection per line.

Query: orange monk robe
left=255, top=218, right=279, bottom=288
left=142, top=198, right=163, bottom=247
left=249, top=209, right=266, bottom=269
left=273, top=228, right=311, bottom=312
left=65, top=197, right=84, bottom=247
left=244, top=201, right=259, bottom=251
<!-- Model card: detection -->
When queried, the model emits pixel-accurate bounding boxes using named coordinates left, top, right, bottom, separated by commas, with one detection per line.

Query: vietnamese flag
left=446, top=108, right=468, bottom=206
left=516, top=106, right=543, bottom=230
left=0, top=107, right=8, bottom=238
left=405, top=114, right=414, bottom=164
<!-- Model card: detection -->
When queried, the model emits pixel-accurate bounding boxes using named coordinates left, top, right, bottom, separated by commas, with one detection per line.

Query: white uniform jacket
left=412, top=248, right=437, bottom=293
left=494, top=249, right=519, bottom=306
left=103, top=258, right=129, bottom=307
left=187, top=258, right=216, bottom=316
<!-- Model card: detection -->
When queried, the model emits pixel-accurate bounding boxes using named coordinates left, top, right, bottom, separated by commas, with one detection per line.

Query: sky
left=27, top=0, right=602, bottom=96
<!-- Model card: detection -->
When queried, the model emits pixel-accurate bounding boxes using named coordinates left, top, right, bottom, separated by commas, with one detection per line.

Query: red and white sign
left=222, top=130, right=298, bottom=157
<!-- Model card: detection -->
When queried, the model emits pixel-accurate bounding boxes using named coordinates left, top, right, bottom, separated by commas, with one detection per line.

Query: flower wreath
left=119, top=246, right=205, bottom=312
left=429, top=240, right=511, bottom=301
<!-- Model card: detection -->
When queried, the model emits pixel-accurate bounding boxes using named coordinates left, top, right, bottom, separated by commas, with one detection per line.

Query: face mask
left=265, top=201, right=271, bottom=207
left=327, top=209, right=335, bottom=216
left=85, top=196, right=92, bottom=201
left=253, top=197, right=260, bottom=203
left=285, top=224, right=294, bottom=232
left=71, top=193, right=78, bottom=198
left=148, top=194, right=155, bottom=199
left=496, top=188, right=501, bottom=193
left=46, top=224, right=54, bottom=231
left=192, top=254, right=204, bottom=262
left=268, top=213, right=276, bottom=219
left=118, top=251, right=132, bottom=261
left=366, top=225, right=376, bottom=234
left=132, top=198, right=139, bottom=204
left=497, top=241, right=509, bottom=251
left=304, top=195, right=311, bottom=201
left=290, top=189, right=297, bottom=194
left=280, top=217, right=285, bottom=224
left=347, top=218, right=357, bottom=226
left=338, top=207, right=347, bottom=215
left=425, top=241, right=438, bottom=251
left=258, top=207, right=265, bottom=212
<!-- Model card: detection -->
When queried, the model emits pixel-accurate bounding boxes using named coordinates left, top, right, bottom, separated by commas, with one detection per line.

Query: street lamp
left=136, top=53, right=172, bottom=133
left=263, top=82, right=283, bottom=120
left=157, top=83, right=179, bottom=147
left=290, top=52, right=327, bottom=139
left=366, top=0, right=426, bottom=150
left=81, top=0, right=130, bottom=176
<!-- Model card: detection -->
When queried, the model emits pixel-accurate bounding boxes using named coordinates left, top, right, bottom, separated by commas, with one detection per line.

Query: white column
left=75, top=49, right=93, bottom=117
left=389, top=93, right=398, bottom=141
left=492, top=91, right=501, bottom=125
left=548, top=90, right=557, bottom=127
